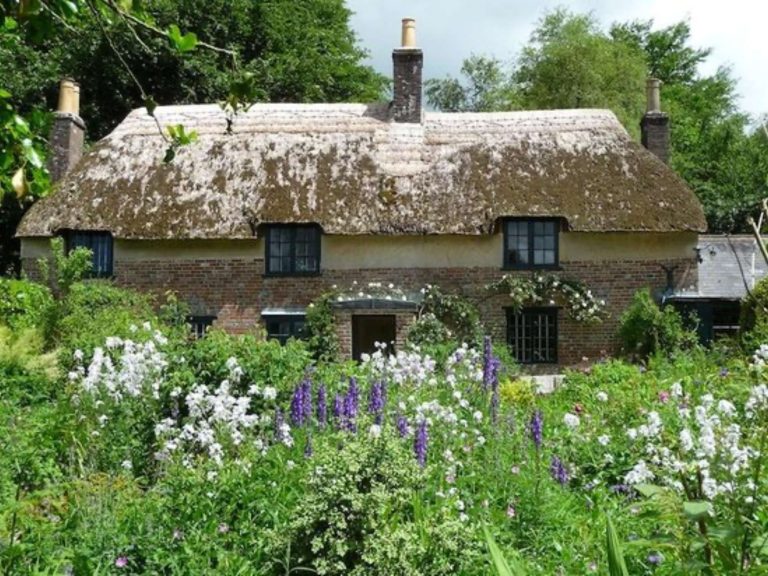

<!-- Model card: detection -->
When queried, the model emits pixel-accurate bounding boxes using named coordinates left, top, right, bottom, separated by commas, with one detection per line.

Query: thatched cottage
left=17, top=19, right=706, bottom=366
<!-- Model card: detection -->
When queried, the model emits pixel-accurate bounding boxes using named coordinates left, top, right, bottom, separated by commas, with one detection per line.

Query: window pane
left=67, top=231, right=112, bottom=277
left=265, top=316, right=307, bottom=345
left=507, top=308, right=557, bottom=364
left=267, top=226, right=318, bottom=274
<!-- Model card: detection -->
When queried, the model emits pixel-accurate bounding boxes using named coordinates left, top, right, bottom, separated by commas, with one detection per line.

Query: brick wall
left=19, top=251, right=697, bottom=368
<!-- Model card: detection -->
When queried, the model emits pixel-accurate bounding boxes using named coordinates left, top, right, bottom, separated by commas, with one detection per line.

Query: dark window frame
left=188, top=315, right=216, bottom=339
left=506, top=306, right=559, bottom=365
left=63, top=230, right=114, bottom=278
left=264, top=314, right=307, bottom=345
left=264, top=224, right=321, bottom=277
left=502, top=218, right=560, bottom=270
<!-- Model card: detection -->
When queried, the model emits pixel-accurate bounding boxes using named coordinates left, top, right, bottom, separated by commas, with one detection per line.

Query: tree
left=425, top=55, right=517, bottom=112
left=0, top=0, right=386, bottom=274
left=513, top=9, right=647, bottom=137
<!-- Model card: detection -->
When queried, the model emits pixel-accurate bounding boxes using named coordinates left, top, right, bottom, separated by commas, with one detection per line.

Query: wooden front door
left=352, top=315, right=396, bottom=360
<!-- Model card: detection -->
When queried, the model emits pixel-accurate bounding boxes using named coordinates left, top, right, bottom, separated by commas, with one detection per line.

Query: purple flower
left=115, top=556, right=128, bottom=568
left=396, top=413, right=409, bottom=438
left=414, top=419, right=428, bottom=467
left=290, top=377, right=313, bottom=427
left=317, top=384, right=327, bottom=428
left=302, top=377, right=313, bottom=423
left=647, top=552, right=664, bottom=566
left=550, top=456, right=569, bottom=486
left=332, top=393, right=344, bottom=428
left=719, top=367, right=729, bottom=378
left=529, top=410, right=543, bottom=449
left=482, top=336, right=501, bottom=391
left=368, top=380, right=387, bottom=425
left=342, top=378, right=359, bottom=432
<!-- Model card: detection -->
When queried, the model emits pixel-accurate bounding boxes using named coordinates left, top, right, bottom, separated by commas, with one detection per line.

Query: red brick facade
left=23, top=252, right=697, bottom=368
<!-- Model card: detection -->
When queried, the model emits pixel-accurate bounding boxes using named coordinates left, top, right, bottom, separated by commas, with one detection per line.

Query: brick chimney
left=392, top=18, right=423, bottom=123
left=48, top=78, right=85, bottom=183
left=640, top=78, right=670, bottom=164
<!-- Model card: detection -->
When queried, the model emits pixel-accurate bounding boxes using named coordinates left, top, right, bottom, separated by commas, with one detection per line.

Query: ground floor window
left=506, top=307, right=558, bottom=364
left=188, top=315, right=216, bottom=339
left=264, top=315, right=306, bottom=345
left=352, top=314, right=396, bottom=361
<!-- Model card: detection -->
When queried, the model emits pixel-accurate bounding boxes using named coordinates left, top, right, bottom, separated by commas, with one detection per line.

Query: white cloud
left=348, top=0, right=767, bottom=117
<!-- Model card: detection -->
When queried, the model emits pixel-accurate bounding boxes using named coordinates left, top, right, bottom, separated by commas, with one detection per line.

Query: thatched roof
left=18, top=103, right=706, bottom=239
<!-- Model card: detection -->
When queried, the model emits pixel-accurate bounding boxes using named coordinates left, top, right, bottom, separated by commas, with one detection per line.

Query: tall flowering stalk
left=550, top=456, right=569, bottom=486
left=483, top=336, right=502, bottom=424
left=342, top=378, right=359, bottom=432
left=529, top=410, right=543, bottom=449
left=368, top=380, right=387, bottom=425
left=414, top=419, right=428, bottom=467
left=317, top=384, right=327, bottom=428
left=290, top=377, right=313, bottom=427
left=332, top=393, right=344, bottom=430
left=396, top=413, right=409, bottom=438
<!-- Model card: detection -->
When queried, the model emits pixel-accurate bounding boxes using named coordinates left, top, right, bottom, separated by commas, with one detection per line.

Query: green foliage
left=305, top=292, right=340, bottom=363
left=418, top=285, right=483, bottom=346
left=514, top=10, right=647, bottom=137
left=606, top=514, right=629, bottom=576
left=425, top=55, right=518, bottom=112
left=280, top=432, right=477, bottom=575
left=484, top=527, right=528, bottom=576
left=53, top=280, right=157, bottom=363
left=741, top=276, right=768, bottom=345
left=0, top=277, right=52, bottom=330
left=0, top=326, right=58, bottom=403
left=618, top=289, right=698, bottom=359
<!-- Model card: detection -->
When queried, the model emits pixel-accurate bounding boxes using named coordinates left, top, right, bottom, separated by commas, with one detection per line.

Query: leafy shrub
left=280, top=432, right=477, bottom=575
left=618, top=289, right=698, bottom=359
left=53, top=280, right=159, bottom=365
left=305, top=293, right=340, bottom=363
left=741, top=276, right=768, bottom=351
left=0, top=326, right=58, bottom=403
left=0, top=278, right=52, bottom=331
left=499, top=377, right=535, bottom=407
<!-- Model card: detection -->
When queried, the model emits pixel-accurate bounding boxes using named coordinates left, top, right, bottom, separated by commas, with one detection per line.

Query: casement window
left=506, top=307, right=558, bottom=364
left=188, top=315, right=216, bottom=339
left=264, top=314, right=307, bottom=345
left=65, top=231, right=113, bottom=278
left=503, top=219, right=559, bottom=269
left=265, top=225, right=321, bottom=275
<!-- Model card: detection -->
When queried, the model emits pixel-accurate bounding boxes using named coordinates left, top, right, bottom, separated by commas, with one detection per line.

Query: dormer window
left=265, top=225, right=321, bottom=276
left=503, top=219, right=559, bottom=269
left=64, top=230, right=113, bottom=278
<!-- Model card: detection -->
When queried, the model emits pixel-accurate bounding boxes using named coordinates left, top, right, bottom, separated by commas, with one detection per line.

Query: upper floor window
left=503, top=219, right=559, bottom=269
left=65, top=230, right=113, bottom=278
left=265, top=225, right=320, bottom=275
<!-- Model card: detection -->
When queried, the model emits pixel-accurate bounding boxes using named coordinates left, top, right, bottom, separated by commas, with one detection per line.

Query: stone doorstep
left=518, top=374, right=565, bottom=394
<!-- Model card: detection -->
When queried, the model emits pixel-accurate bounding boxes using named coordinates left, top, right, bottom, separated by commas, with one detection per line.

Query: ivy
left=486, top=273, right=607, bottom=324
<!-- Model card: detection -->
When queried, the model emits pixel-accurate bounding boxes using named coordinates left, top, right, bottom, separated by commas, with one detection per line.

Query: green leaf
left=167, top=24, right=198, bottom=53
left=21, top=139, right=43, bottom=169
left=143, top=96, right=157, bottom=117
left=634, top=484, right=665, bottom=498
left=0, top=89, right=11, bottom=99
left=606, top=514, right=630, bottom=576
left=683, top=501, right=713, bottom=521
left=3, top=16, right=19, bottom=31
left=484, top=527, right=528, bottom=576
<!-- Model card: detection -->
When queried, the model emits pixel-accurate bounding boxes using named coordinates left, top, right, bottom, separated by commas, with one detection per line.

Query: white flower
left=563, top=413, right=580, bottom=429
left=121, top=459, right=133, bottom=470
left=472, top=410, right=483, bottom=423
left=262, top=386, right=277, bottom=401
left=369, top=424, right=382, bottom=439
left=625, top=460, right=654, bottom=485
left=680, top=429, right=694, bottom=453
left=286, top=460, right=296, bottom=470
left=598, top=435, right=610, bottom=446
left=670, top=381, right=684, bottom=399
left=596, top=391, right=608, bottom=403
left=717, top=400, right=736, bottom=417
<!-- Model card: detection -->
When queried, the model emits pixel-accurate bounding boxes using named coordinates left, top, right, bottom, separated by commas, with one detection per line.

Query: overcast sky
left=347, top=0, right=766, bottom=118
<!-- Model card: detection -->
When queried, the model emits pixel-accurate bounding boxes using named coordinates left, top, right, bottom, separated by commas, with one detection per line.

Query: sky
left=347, top=0, right=766, bottom=118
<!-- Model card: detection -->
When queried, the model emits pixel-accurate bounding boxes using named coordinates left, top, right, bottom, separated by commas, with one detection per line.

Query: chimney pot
left=49, top=78, right=85, bottom=183
left=57, top=78, right=80, bottom=116
left=646, top=77, right=661, bottom=113
left=640, top=77, right=670, bottom=164
left=401, top=18, right=416, bottom=48
left=392, top=18, right=423, bottom=123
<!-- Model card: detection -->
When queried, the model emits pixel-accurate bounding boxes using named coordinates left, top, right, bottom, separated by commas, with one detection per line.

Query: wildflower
left=510, top=465, right=520, bottom=475
left=482, top=336, right=501, bottom=391
left=596, top=391, right=608, bottom=402
left=218, top=523, right=230, bottom=534
left=597, top=435, right=610, bottom=446
left=550, top=456, right=569, bottom=486
left=369, top=424, right=382, bottom=439
left=647, top=552, right=664, bottom=566
left=625, top=460, right=654, bottom=485
left=317, top=384, right=327, bottom=428
left=332, top=393, right=344, bottom=427
left=573, top=403, right=584, bottom=414
left=396, top=413, right=410, bottom=437
left=115, top=556, right=128, bottom=568
left=414, top=419, right=428, bottom=467
left=529, top=410, right=543, bottom=449
left=368, top=380, right=387, bottom=425
left=262, top=386, right=277, bottom=401
left=506, top=504, right=516, bottom=518
left=563, top=413, right=580, bottom=429
left=670, top=381, right=684, bottom=399
left=658, top=391, right=670, bottom=403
